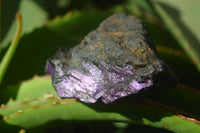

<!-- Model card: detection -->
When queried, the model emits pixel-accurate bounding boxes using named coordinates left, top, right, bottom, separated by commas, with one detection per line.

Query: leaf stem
left=0, top=13, right=22, bottom=85
left=177, top=83, right=200, bottom=95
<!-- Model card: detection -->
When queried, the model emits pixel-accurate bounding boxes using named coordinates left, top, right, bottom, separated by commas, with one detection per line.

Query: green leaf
left=1, top=0, right=48, bottom=49
left=152, top=0, right=200, bottom=71
left=156, top=45, right=200, bottom=88
left=0, top=76, right=200, bottom=133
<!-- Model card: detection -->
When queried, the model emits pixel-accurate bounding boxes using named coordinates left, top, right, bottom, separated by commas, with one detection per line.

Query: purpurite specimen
left=46, top=13, right=176, bottom=104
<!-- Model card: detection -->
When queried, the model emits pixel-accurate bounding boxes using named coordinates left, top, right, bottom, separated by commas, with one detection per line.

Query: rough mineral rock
left=46, top=13, right=176, bottom=104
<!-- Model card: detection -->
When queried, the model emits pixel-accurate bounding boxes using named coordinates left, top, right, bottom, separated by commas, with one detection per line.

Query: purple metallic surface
left=47, top=60, right=154, bottom=103
left=46, top=61, right=56, bottom=75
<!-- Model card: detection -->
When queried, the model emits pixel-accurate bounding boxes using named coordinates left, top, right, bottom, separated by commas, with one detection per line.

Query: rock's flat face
left=46, top=13, right=176, bottom=104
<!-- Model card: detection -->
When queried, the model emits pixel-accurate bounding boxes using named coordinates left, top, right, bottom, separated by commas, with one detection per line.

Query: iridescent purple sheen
left=46, top=61, right=56, bottom=75
left=47, top=60, right=154, bottom=103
